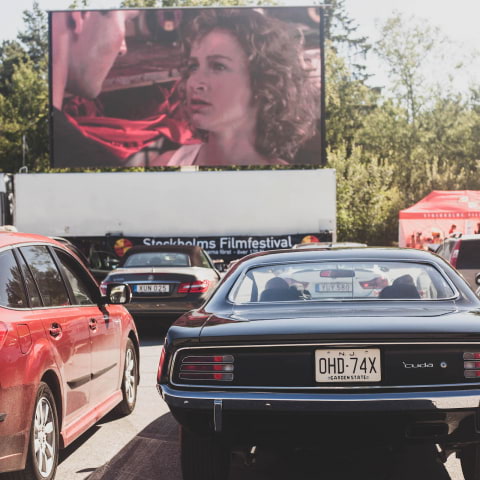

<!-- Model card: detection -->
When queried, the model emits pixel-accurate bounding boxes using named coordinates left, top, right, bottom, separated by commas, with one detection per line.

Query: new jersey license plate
left=315, top=349, right=381, bottom=382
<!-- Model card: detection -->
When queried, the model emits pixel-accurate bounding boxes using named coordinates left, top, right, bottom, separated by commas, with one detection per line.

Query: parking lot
left=53, top=329, right=465, bottom=480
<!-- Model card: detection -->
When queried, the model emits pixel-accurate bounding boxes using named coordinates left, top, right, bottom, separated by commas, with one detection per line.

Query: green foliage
left=0, top=1, right=48, bottom=172
left=323, top=0, right=371, bottom=80
left=327, top=145, right=401, bottom=245
left=374, top=12, right=447, bottom=122
left=325, top=44, right=379, bottom=155
left=0, top=58, right=48, bottom=172
left=17, top=1, right=48, bottom=70
left=0, top=40, right=28, bottom=96
left=328, top=12, right=480, bottom=244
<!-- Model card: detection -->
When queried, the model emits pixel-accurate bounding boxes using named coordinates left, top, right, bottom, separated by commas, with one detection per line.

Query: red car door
left=19, top=246, right=92, bottom=422
left=53, top=248, right=122, bottom=405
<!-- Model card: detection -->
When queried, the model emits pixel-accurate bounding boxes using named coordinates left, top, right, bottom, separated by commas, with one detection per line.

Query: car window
left=230, top=261, right=456, bottom=303
left=456, top=240, right=480, bottom=269
left=0, top=249, right=27, bottom=308
left=200, top=252, right=212, bottom=269
left=55, top=249, right=97, bottom=305
left=16, top=250, right=42, bottom=307
left=90, top=250, right=119, bottom=270
left=123, top=252, right=191, bottom=267
left=20, top=245, right=70, bottom=307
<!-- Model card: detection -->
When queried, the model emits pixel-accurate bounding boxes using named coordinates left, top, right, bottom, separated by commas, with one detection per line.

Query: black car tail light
left=178, top=280, right=210, bottom=294
left=179, top=354, right=234, bottom=381
left=463, top=353, right=480, bottom=360
left=464, top=352, right=480, bottom=378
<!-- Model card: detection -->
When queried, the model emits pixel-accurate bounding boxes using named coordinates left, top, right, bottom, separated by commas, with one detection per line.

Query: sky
left=1, top=0, right=479, bottom=91
left=344, top=0, right=480, bottom=92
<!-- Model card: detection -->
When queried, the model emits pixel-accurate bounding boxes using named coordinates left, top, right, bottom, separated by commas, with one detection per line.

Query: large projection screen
left=49, top=6, right=325, bottom=168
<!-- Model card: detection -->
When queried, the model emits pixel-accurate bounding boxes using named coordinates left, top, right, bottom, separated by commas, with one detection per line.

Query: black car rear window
left=123, top=252, right=191, bottom=267
left=457, top=240, right=480, bottom=269
left=230, top=261, right=456, bottom=303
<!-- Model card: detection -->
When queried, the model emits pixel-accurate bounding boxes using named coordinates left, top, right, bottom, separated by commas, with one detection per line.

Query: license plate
left=315, top=349, right=381, bottom=382
left=315, top=282, right=353, bottom=293
left=135, top=284, right=169, bottom=294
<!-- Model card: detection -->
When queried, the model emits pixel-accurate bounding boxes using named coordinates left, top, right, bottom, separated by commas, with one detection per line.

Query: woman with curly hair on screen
left=155, top=8, right=318, bottom=166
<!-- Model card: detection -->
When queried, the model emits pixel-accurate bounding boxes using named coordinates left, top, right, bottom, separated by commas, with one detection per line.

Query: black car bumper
left=159, top=384, right=480, bottom=445
left=160, top=384, right=480, bottom=412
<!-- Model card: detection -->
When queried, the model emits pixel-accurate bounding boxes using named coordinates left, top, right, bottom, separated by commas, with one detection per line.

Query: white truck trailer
left=8, top=169, right=336, bottom=268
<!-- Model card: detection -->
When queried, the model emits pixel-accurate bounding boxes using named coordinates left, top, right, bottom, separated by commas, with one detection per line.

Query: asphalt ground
left=52, top=328, right=465, bottom=480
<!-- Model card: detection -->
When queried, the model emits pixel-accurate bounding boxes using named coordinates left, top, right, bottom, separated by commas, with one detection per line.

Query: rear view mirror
left=106, top=283, right=131, bottom=304
left=476, top=273, right=480, bottom=286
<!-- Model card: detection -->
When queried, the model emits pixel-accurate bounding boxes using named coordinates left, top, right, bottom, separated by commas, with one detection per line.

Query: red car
left=0, top=232, right=139, bottom=480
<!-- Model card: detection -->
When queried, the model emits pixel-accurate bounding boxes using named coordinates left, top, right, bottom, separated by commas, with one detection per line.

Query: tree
left=0, top=1, right=48, bottom=172
left=323, top=0, right=371, bottom=81
left=374, top=12, right=447, bottom=124
left=325, top=44, right=378, bottom=156
left=327, top=145, right=400, bottom=245
left=0, top=40, right=28, bottom=97
left=0, top=58, right=48, bottom=171
left=17, top=1, right=48, bottom=71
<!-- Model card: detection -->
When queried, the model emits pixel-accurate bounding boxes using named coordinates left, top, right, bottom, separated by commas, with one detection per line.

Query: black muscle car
left=157, top=247, right=480, bottom=480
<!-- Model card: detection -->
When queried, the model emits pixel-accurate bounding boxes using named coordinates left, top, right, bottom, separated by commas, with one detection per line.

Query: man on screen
left=51, top=10, right=139, bottom=167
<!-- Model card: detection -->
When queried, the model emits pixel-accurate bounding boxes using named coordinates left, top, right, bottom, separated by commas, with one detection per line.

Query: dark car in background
left=158, top=247, right=480, bottom=480
left=0, top=232, right=139, bottom=480
left=435, top=234, right=480, bottom=290
left=101, top=245, right=221, bottom=324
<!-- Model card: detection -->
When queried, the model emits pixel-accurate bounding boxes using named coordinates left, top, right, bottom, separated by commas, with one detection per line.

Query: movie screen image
left=50, top=7, right=324, bottom=168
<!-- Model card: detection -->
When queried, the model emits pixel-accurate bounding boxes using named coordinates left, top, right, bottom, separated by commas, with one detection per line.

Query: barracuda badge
left=402, top=362, right=434, bottom=369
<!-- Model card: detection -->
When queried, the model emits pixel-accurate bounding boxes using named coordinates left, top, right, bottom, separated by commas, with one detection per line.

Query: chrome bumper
left=159, top=384, right=480, bottom=413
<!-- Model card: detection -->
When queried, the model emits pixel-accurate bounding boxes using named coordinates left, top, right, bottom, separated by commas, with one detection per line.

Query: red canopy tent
left=399, top=190, right=480, bottom=249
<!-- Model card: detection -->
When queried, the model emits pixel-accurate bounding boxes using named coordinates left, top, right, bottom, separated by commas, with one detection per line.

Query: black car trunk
left=199, top=304, right=480, bottom=342
left=170, top=304, right=480, bottom=392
